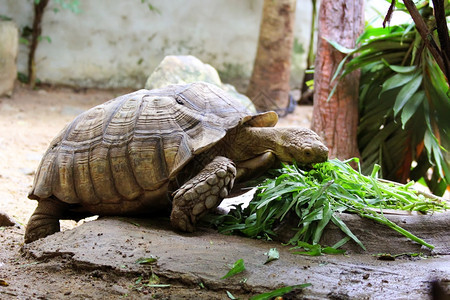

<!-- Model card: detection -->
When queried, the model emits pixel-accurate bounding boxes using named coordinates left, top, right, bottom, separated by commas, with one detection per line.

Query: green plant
left=50, top=0, right=81, bottom=13
left=249, top=284, right=312, bottom=300
left=140, top=0, right=161, bottom=14
left=0, top=15, right=13, bottom=21
left=206, top=159, right=448, bottom=250
left=329, top=1, right=449, bottom=196
left=221, top=258, right=246, bottom=280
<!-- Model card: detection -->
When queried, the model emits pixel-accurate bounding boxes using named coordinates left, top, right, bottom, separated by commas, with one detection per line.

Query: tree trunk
left=311, top=0, right=364, bottom=160
left=28, top=0, right=49, bottom=88
left=246, top=0, right=296, bottom=113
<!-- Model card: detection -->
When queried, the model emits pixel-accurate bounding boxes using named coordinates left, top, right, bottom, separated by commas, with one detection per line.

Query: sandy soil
left=0, top=84, right=315, bottom=299
left=0, top=85, right=144, bottom=299
left=3, top=85, right=447, bottom=299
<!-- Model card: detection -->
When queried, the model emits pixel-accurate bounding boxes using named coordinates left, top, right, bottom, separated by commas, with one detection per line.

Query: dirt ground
left=1, top=84, right=449, bottom=300
left=0, top=84, right=316, bottom=299
left=0, top=85, right=148, bottom=300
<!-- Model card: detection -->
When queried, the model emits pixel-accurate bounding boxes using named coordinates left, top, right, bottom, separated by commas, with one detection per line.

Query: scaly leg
left=170, top=156, right=236, bottom=232
left=25, top=198, right=69, bottom=243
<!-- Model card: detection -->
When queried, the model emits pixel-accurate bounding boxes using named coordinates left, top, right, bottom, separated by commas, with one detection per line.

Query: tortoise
left=25, top=82, right=328, bottom=243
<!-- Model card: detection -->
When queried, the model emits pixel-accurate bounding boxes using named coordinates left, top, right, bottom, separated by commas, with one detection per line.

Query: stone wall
left=0, top=0, right=314, bottom=90
left=0, top=20, right=18, bottom=96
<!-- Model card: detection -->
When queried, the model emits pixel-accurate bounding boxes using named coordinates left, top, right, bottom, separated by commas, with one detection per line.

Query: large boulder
left=145, top=55, right=255, bottom=112
left=0, top=21, right=18, bottom=97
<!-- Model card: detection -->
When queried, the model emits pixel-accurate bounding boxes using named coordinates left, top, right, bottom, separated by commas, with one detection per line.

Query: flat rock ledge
left=23, top=215, right=449, bottom=299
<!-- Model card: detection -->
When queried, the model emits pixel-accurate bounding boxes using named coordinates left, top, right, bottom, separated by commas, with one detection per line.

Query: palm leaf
left=331, top=6, right=449, bottom=195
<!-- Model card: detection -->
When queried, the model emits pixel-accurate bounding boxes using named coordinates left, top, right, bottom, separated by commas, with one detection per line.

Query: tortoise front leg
left=25, top=198, right=68, bottom=243
left=170, top=156, right=236, bottom=232
left=235, top=151, right=276, bottom=182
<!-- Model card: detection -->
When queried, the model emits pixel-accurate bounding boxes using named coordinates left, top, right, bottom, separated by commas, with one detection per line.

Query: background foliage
left=331, top=1, right=449, bottom=196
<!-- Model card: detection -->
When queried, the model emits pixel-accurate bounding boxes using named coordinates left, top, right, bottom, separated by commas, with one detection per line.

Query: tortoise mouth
left=299, top=158, right=329, bottom=170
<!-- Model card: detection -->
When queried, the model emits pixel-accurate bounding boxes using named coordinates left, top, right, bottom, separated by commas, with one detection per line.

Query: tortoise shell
left=28, top=82, right=277, bottom=214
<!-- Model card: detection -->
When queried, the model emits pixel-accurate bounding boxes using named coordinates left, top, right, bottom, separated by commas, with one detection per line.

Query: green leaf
left=51, top=0, right=81, bottom=14
left=332, top=236, right=351, bottom=249
left=357, top=25, right=410, bottom=43
left=226, top=290, right=238, bottom=299
left=148, top=271, right=160, bottom=284
left=37, top=35, right=52, bottom=43
left=331, top=54, right=351, bottom=83
left=221, top=259, right=245, bottom=279
left=325, top=38, right=355, bottom=54
left=380, top=72, right=417, bottom=95
left=386, top=64, right=417, bottom=73
left=0, top=14, right=12, bottom=21
left=342, top=52, right=406, bottom=78
left=19, top=37, right=30, bottom=45
left=331, top=214, right=366, bottom=251
left=264, top=248, right=280, bottom=264
left=360, top=212, right=435, bottom=249
left=250, top=284, right=312, bottom=300
left=291, top=244, right=322, bottom=256
left=135, top=256, right=158, bottom=264
left=290, top=241, right=342, bottom=256
left=312, top=199, right=332, bottom=244
left=145, top=284, right=171, bottom=288
left=321, top=247, right=346, bottom=255
left=327, top=82, right=339, bottom=101
left=400, top=91, right=425, bottom=128
left=393, top=73, right=422, bottom=117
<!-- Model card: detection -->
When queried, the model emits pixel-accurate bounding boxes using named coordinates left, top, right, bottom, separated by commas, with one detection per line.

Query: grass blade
left=331, top=214, right=366, bottom=251
left=221, top=259, right=245, bottom=280
left=250, top=284, right=312, bottom=300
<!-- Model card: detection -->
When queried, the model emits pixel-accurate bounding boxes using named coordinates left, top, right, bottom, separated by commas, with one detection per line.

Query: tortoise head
left=225, top=111, right=328, bottom=166
left=273, top=127, right=329, bottom=165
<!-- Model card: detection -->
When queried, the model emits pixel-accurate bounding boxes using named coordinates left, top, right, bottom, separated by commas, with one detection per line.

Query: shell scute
left=88, top=144, right=121, bottom=203
left=128, top=136, right=168, bottom=190
left=109, top=145, right=141, bottom=200
left=73, top=150, right=101, bottom=205
left=51, top=150, right=77, bottom=203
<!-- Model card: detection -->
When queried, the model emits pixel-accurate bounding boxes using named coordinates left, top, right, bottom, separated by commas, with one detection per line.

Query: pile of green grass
left=206, top=158, right=448, bottom=250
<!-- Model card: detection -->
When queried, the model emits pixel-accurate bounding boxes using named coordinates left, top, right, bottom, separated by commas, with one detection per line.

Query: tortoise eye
left=175, top=96, right=184, bottom=105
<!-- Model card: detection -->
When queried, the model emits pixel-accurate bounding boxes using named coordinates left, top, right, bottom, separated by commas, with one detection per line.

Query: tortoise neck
left=225, top=127, right=279, bottom=162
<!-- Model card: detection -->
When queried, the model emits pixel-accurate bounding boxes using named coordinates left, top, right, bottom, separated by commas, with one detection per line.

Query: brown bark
left=28, top=0, right=49, bottom=87
left=431, top=0, right=450, bottom=82
left=246, top=0, right=296, bottom=113
left=311, top=0, right=364, bottom=160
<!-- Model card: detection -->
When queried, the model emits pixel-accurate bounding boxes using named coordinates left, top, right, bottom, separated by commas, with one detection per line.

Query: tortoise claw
left=170, top=206, right=195, bottom=232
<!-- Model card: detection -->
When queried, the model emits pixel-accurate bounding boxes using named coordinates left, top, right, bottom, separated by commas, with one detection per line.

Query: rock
left=0, top=21, right=18, bottom=97
left=145, top=55, right=256, bottom=112
left=0, top=211, right=17, bottom=227
left=22, top=217, right=450, bottom=299
left=146, top=55, right=221, bottom=88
